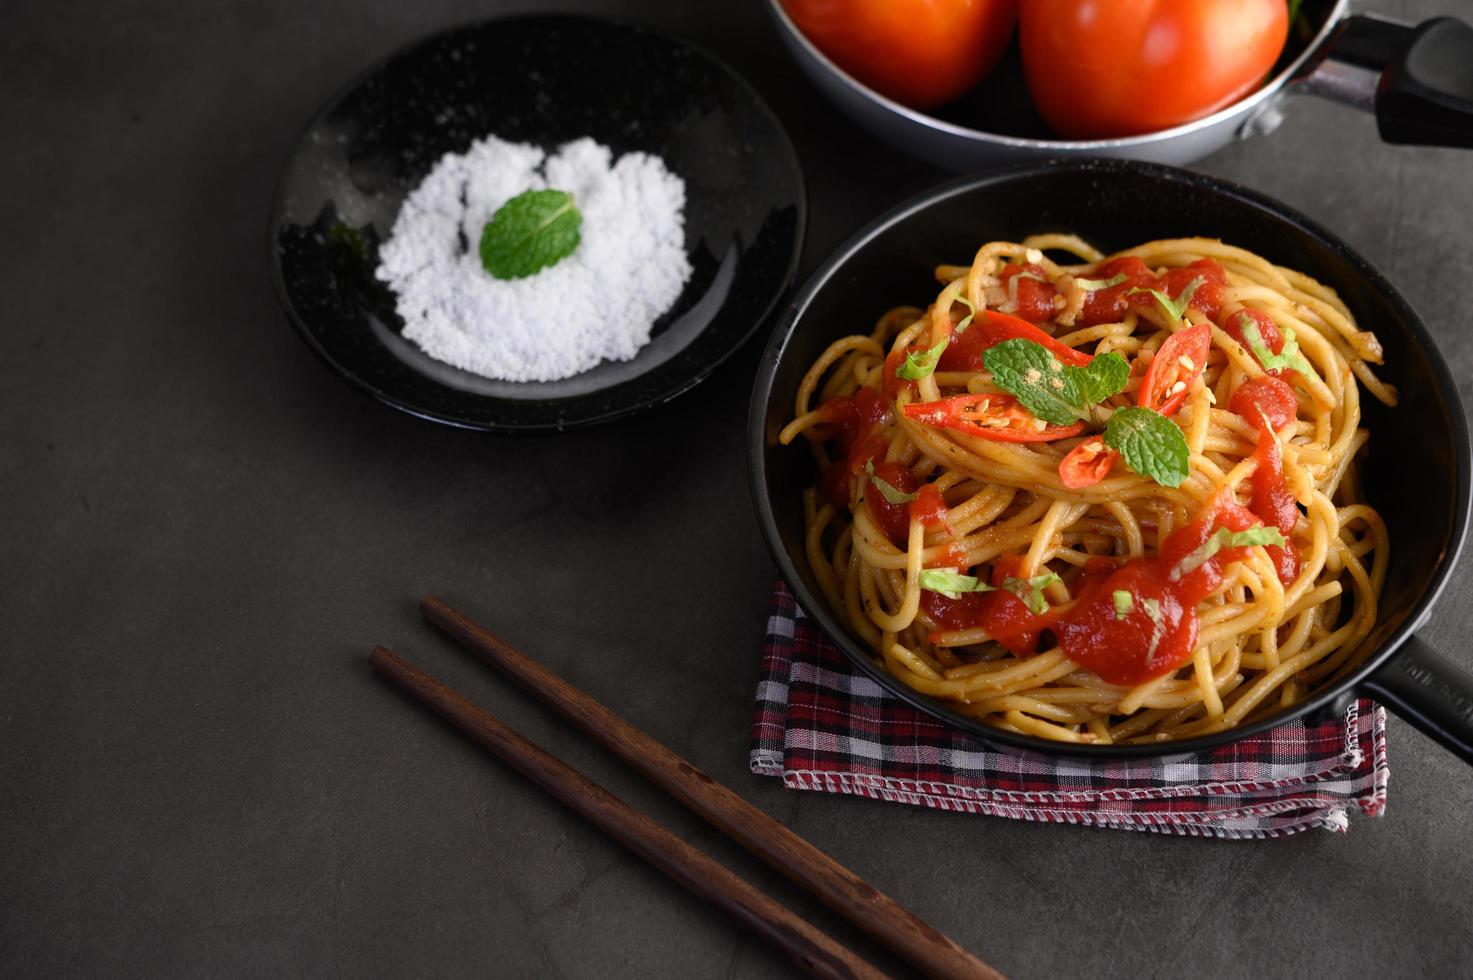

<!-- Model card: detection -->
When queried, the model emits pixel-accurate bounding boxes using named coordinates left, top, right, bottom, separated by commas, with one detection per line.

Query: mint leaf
left=917, top=569, right=994, bottom=600
left=863, top=460, right=917, bottom=505
left=1062, top=352, right=1130, bottom=407
left=1170, top=526, right=1287, bottom=581
left=1236, top=315, right=1321, bottom=383
left=1103, top=406, right=1190, bottom=487
left=1074, top=273, right=1127, bottom=292
left=479, top=189, right=581, bottom=280
left=1129, top=276, right=1202, bottom=324
left=896, top=337, right=948, bottom=381
left=1002, top=573, right=1061, bottom=615
left=1112, top=590, right=1134, bottom=619
left=984, top=341, right=1128, bottom=427
left=982, top=339, right=1080, bottom=425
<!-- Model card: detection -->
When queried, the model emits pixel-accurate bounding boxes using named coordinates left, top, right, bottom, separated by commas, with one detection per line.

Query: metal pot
left=767, top=0, right=1473, bottom=170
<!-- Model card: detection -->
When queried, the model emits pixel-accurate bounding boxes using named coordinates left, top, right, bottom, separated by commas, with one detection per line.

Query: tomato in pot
left=780, top=0, right=1018, bottom=109
left=1018, top=0, right=1289, bottom=138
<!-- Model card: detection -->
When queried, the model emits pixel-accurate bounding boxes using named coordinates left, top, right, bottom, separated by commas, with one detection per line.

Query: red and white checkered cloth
left=751, top=583, right=1389, bottom=838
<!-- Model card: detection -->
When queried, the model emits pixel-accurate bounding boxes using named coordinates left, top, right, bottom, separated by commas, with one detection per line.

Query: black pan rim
left=748, top=156, right=1473, bottom=761
left=268, top=11, right=808, bottom=433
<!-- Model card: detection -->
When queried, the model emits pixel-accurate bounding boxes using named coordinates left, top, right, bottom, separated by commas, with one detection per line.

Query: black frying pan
left=748, top=159, right=1473, bottom=764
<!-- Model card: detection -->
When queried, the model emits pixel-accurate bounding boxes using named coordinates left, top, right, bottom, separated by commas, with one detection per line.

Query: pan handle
left=1296, top=13, right=1473, bottom=149
left=1360, top=635, right=1473, bottom=765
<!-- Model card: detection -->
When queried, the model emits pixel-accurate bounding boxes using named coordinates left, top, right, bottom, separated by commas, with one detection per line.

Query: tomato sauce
left=1076, top=256, right=1228, bottom=328
left=1230, top=374, right=1297, bottom=431
left=1231, top=379, right=1301, bottom=586
left=922, top=495, right=1281, bottom=686
left=911, top=483, right=950, bottom=530
left=1156, top=258, right=1227, bottom=321
left=999, top=262, right=1058, bottom=322
left=863, top=461, right=920, bottom=543
left=1053, top=492, right=1263, bottom=685
left=1076, top=256, right=1154, bottom=326
left=816, top=387, right=890, bottom=506
left=921, top=555, right=1047, bottom=657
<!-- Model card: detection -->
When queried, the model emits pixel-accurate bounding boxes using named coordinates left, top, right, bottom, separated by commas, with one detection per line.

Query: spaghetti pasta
left=780, top=235, right=1393, bottom=745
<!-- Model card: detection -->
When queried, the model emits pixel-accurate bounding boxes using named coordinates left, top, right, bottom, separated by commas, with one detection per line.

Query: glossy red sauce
left=1247, top=426, right=1301, bottom=585
left=911, top=483, right=950, bottom=530
left=1223, top=307, right=1297, bottom=382
left=922, top=555, right=1045, bottom=657
left=1155, top=258, right=1227, bottom=321
left=1053, top=492, right=1262, bottom=685
left=816, top=387, right=890, bottom=506
left=1230, top=374, right=1297, bottom=431
left=863, top=460, right=920, bottom=544
left=923, top=495, right=1280, bottom=685
left=999, top=262, right=1058, bottom=322
left=1077, top=256, right=1228, bottom=328
left=1077, top=256, right=1154, bottom=326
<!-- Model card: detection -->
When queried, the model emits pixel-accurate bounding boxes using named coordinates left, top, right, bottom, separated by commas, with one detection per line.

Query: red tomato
left=781, top=0, right=1018, bottom=109
left=1018, top=0, right=1289, bottom=138
left=938, top=310, right=1091, bottom=373
left=903, top=393, right=1086, bottom=443
left=1138, top=322, right=1211, bottom=417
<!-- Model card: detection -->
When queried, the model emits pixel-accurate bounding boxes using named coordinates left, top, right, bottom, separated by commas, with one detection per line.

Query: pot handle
left=1360, top=634, right=1473, bottom=765
left=1296, top=13, right=1473, bottom=149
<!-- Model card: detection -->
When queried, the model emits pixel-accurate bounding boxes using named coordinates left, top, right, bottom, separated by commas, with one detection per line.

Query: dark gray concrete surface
left=5, top=1, right=1473, bottom=977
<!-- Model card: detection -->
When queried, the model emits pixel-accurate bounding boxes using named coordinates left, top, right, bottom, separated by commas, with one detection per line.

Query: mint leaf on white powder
left=480, top=189, right=582, bottom=280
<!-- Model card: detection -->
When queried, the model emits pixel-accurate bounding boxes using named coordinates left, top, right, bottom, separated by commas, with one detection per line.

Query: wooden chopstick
left=370, top=646, right=886, bottom=980
left=420, top=595, right=1003, bottom=980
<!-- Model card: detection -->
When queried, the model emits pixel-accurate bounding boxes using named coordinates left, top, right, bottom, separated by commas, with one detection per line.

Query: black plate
left=750, top=158, right=1471, bottom=761
left=270, top=14, right=804, bottom=431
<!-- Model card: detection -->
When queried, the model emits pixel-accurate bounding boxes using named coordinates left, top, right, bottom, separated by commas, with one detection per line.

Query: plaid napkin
left=751, top=584, right=1389, bottom=838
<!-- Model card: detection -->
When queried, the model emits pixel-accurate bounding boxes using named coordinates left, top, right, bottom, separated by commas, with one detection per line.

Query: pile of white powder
left=375, top=136, right=691, bottom=382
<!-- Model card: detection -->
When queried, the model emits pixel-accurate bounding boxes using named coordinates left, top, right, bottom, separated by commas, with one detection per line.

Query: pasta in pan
left=780, top=235, right=1393, bottom=744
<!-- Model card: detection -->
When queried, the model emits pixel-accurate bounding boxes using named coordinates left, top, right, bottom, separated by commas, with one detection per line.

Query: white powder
left=375, top=135, right=691, bottom=382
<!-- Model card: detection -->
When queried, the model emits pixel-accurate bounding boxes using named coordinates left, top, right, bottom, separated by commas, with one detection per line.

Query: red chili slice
left=1058, top=436, right=1118, bottom=488
left=938, top=309, right=1091, bottom=372
left=903, top=393, right=1086, bottom=443
left=1138, top=321, right=1211, bottom=417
